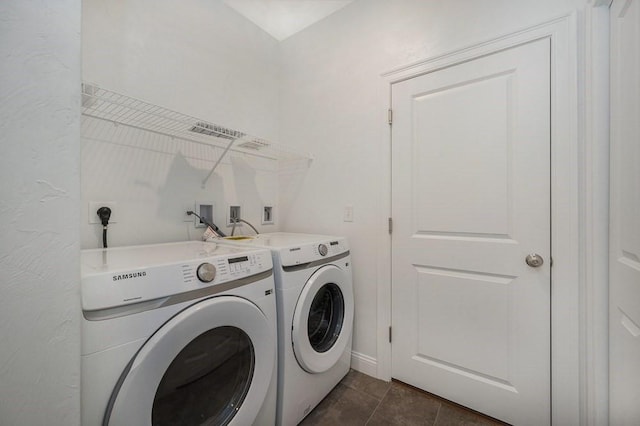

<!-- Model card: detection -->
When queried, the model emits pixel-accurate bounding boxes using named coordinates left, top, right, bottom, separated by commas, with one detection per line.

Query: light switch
left=343, top=205, right=354, bottom=222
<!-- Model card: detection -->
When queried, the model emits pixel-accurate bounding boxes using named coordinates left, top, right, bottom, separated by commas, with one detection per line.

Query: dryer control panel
left=278, top=238, right=349, bottom=267
left=81, top=242, right=272, bottom=312
left=215, top=232, right=350, bottom=268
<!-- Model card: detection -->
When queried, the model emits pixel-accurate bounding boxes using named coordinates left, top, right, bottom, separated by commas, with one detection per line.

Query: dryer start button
left=196, top=263, right=217, bottom=283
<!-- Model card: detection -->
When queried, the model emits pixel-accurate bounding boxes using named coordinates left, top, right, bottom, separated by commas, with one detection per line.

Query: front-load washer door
left=105, top=296, right=275, bottom=426
left=291, top=265, right=354, bottom=373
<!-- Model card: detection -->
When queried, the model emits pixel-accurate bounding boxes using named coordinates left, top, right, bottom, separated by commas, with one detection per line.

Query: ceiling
left=223, top=0, right=355, bottom=41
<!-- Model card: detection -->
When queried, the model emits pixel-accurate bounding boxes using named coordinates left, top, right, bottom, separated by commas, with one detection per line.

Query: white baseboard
left=350, top=351, right=378, bottom=378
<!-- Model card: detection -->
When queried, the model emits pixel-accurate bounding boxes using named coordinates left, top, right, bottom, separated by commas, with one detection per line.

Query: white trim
left=350, top=351, right=378, bottom=378
left=375, top=65, right=393, bottom=382
left=382, top=15, right=573, bottom=81
left=582, top=4, right=610, bottom=425
left=379, top=13, right=586, bottom=424
left=591, top=0, right=613, bottom=7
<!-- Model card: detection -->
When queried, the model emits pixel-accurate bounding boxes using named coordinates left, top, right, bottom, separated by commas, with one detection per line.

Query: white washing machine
left=81, top=241, right=277, bottom=426
left=217, top=233, right=353, bottom=425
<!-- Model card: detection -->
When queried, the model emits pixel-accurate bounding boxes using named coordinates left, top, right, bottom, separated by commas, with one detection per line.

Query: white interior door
left=609, top=1, right=640, bottom=424
left=391, top=38, right=551, bottom=425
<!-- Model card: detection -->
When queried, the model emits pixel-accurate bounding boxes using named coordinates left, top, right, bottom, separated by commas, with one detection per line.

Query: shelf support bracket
left=201, top=138, right=236, bottom=188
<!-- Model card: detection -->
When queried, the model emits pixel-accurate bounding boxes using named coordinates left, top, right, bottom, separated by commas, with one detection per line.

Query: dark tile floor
left=300, top=370, right=509, bottom=426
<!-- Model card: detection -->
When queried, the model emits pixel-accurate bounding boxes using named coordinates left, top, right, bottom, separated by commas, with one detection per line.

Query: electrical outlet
left=89, top=202, right=118, bottom=224
left=343, top=205, right=354, bottom=222
left=183, top=203, right=195, bottom=222
left=227, top=205, right=242, bottom=226
left=262, top=206, right=274, bottom=225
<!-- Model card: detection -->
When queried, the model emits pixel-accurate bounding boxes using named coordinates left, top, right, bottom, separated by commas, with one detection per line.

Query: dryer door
left=291, top=265, right=354, bottom=373
left=105, top=296, right=275, bottom=426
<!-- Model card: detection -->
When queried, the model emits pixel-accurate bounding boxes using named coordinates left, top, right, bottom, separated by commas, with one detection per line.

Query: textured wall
left=0, top=1, right=81, bottom=424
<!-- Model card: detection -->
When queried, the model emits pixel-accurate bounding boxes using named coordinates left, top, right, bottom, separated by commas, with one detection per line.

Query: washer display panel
left=292, top=265, right=354, bottom=374
left=106, top=296, right=275, bottom=426
left=152, top=326, right=254, bottom=425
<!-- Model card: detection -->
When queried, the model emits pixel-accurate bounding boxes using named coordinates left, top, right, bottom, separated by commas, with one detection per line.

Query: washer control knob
left=197, top=263, right=217, bottom=283
left=318, top=244, right=328, bottom=256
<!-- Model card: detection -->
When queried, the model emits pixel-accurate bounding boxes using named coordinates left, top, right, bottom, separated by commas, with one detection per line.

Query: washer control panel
left=81, top=242, right=273, bottom=312
left=196, top=263, right=217, bottom=282
left=183, top=252, right=269, bottom=285
left=210, top=254, right=265, bottom=281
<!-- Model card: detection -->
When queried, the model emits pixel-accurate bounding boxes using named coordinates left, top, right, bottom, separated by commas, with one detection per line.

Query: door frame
left=375, top=12, right=609, bottom=424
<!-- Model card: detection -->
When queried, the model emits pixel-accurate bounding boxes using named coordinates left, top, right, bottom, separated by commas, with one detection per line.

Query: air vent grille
left=189, top=122, right=245, bottom=141
left=236, top=139, right=270, bottom=150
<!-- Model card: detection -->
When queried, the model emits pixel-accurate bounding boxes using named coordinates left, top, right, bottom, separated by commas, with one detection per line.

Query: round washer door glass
left=308, top=283, right=344, bottom=353
left=292, top=264, right=354, bottom=374
left=152, top=326, right=254, bottom=426
left=105, top=296, right=276, bottom=426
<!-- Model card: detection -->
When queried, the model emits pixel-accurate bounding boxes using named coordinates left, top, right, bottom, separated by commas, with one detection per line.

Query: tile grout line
left=364, top=383, right=392, bottom=425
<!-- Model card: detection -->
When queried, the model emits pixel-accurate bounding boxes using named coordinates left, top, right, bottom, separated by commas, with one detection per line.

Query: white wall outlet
left=89, top=202, right=118, bottom=224
left=262, top=206, right=274, bottom=225
left=195, top=201, right=215, bottom=228
left=343, top=205, right=354, bottom=222
left=227, top=205, right=242, bottom=226
left=183, top=203, right=195, bottom=222
left=182, top=203, right=196, bottom=222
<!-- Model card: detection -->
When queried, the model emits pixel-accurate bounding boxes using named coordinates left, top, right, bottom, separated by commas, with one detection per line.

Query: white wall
left=0, top=1, right=81, bottom=425
left=81, top=0, right=283, bottom=248
left=278, top=0, right=589, bottom=370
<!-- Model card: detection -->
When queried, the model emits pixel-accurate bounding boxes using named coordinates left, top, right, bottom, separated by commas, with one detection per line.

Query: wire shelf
left=81, top=83, right=311, bottom=185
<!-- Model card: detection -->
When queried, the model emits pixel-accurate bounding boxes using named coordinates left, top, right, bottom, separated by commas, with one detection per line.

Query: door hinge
left=389, top=326, right=392, bottom=343
left=388, top=217, right=393, bottom=234
left=388, top=108, right=393, bottom=125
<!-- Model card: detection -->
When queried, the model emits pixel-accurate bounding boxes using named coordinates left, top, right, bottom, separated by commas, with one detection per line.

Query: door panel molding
left=378, top=13, right=583, bottom=425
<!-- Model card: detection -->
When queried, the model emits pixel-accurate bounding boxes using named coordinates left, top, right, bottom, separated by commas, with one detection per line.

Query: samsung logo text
left=113, top=271, right=147, bottom=282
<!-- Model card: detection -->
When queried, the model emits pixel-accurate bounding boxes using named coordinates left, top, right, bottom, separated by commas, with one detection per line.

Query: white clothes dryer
left=81, top=241, right=277, bottom=426
left=217, top=233, right=353, bottom=425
